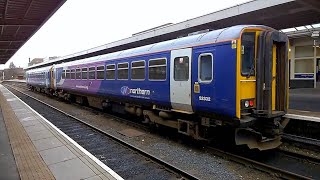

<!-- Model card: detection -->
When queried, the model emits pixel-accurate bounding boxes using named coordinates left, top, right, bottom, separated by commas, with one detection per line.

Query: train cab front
left=235, top=27, right=290, bottom=150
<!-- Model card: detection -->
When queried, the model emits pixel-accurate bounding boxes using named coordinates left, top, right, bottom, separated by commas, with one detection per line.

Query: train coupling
left=235, top=128, right=282, bottom=150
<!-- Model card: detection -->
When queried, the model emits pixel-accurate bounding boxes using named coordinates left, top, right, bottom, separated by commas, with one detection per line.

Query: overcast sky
left=4, top=0, right=251, bottom=69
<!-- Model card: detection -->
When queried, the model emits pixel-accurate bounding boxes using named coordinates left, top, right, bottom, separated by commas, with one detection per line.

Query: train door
left=192, top=49, right=215, bottom=112
left=255, top=31, right=288, bottom=116
left=170, top=48, right=193, bottom=112
left=50, top=67, right=55, bottom=89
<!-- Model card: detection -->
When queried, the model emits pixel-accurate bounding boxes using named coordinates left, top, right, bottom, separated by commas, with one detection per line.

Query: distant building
left=0, top=68, right=25, bottom=80
left=28, top=58, right=44, bottom=67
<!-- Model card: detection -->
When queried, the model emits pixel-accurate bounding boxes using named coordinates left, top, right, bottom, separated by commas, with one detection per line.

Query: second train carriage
left=26, top=25, right=290, bottom=150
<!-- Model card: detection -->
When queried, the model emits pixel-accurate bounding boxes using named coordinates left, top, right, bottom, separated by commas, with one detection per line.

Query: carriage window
left=81, top=67, right=87, bottom=79
left=106, top=64, right=115, bottom=80
left=62, top=70, right=66, bottom=79
left=118, top=63, right=128, bottom=80
left=97, top=66, right=105, bottom=80
left=89, top=67, right=95, bottom=79
left=174, top=56, right=189, bottom=81
left=199, top=54, right=213, bottom=82
left=66, top=70, right=70, bottom=79
left=76, top=68, right=81, bottom=79
left=149, top=58, right=166, bottom=80
left=131, top=61, right=145, bottom=80
left=241, top=32, right=255, bottom=76
left=70, top=69, right=75, bottom=79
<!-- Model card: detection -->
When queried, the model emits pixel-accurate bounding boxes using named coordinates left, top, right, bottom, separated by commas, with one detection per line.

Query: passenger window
left=97, top=66, right=105, bottom=80
left=106, top=64, right=115, bottom=80
left=66, top=70, right=70, bottom=79
left=148, top=58, right=166, bottom=80
left=199, top=54, right=213, bottom=82
left=70, top=69, right=75, bottom=79
left=89, top=67, right=95, bottom=79
left=131, top=61, right=145, bottom=80
left=81, top=68, right=87, bottom=79
left=117, top=63, right=128, bottom=80
left=76, top=68, right=81, bottom=79
left=174, top=56, right=189, bottom=81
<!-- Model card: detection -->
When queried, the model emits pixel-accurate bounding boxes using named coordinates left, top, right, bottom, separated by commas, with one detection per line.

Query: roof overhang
left=0, top=0, right=66, bottom=64
left=26, top=0, right=320, bottom=70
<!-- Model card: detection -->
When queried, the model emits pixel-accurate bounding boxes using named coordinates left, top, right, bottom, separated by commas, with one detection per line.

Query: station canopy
left=0, top=0, right=66, bottom=64
left=23, top=0, right=320, bottom=69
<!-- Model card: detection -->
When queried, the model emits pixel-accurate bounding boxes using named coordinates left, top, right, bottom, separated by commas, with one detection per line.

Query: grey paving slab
left=55, top=133, right=73, bottom=145
left=85, top=175, right=103, bottom=180
left=21, top=119, right=40, bottom=127
left=81, top=155, right=106, bottom=174
left=33, top=136, right=63, bottom=151
left=15, top=112, right=35, bottom=119
left=24, top=123, right=47, bottom=133
left=49, top=158, right=96, bottom=180
left=66, top=144, right=85, bottom=157
left=103, top=172, right=116, bottom=180
left=28, top=129, right=54, bottom=141
left=0, top=109, right=19, bottom=180
left=39, top=146, right=77, bottom=165
left=79, top=156, right=101, bottom=175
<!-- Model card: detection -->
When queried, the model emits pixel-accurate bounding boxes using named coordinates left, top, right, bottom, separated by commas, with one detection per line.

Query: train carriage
left=26, top=25, right=289, bottom=150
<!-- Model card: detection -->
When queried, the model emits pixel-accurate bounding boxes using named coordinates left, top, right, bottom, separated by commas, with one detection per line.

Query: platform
left=0, top=84, right=123, bottom=180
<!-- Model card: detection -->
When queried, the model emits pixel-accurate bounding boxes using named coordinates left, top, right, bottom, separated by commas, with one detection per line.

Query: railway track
left=282, top=133, right=320, bottom=147
left=4, top=82, right=320, bottom=179
left=5, top=84, right=198, bottom=180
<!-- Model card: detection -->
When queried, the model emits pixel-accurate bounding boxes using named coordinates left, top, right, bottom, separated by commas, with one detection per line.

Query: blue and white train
left=26, top=25, right=290, bottom=150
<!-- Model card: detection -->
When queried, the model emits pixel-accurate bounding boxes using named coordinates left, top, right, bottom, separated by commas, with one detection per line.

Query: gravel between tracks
left=11, top=84, right=273, bottom=180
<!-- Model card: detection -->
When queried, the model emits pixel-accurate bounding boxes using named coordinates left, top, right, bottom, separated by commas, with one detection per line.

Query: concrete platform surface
left=0, top=84, right=123, bottom=180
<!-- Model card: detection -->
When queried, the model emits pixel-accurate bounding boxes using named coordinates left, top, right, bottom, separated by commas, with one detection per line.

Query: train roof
left=43, top=25, right=274, bottom=69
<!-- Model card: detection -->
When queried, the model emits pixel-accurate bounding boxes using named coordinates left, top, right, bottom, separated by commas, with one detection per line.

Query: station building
left=286, top=28, right=320, bottom=88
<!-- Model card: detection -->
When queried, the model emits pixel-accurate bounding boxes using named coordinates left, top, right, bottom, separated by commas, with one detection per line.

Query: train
left=26, top=25, right=290, bottom=150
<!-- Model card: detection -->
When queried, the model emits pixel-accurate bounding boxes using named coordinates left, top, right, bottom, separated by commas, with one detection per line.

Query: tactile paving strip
left=0, top=92, right=55, bottom=180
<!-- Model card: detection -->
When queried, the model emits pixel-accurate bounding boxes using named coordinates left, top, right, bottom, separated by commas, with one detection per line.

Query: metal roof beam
left=0, top=36, right=27, bottom=41
left=0, top=24, right=38, bottom=27
left=0, top=48, right=18, bottom=50
left=23, top=0, right=34, bottom=19
left=0, top=26, right=3, bottom=36
left=296, top=0, right=320, bottom=13
left=2, top=0, right=8, bottom=20
left=0, top=40, right=24, bottom=43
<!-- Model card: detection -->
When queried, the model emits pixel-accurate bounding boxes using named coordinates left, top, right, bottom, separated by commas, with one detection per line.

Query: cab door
left=170, top=48, right=193, bottom=112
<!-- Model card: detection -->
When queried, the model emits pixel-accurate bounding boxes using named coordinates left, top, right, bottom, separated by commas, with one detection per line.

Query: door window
left=199, top=54, right=213, bottom=82
left=174, top=56, right=189, bottom=81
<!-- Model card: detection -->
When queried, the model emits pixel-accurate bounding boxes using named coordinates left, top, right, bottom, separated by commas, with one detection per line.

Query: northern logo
left=120, top=86, right=151, bottom=96
left=120, top=86, right=130, bottom=95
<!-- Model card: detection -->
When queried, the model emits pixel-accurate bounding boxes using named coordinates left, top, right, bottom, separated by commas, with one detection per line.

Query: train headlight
left=241, top=99, right=255, bottom=109
left=244, top=101, right=249, bottom=108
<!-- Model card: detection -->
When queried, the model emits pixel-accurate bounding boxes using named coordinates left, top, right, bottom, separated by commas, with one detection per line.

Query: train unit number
left=199, top=96, right=211, bottom=101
